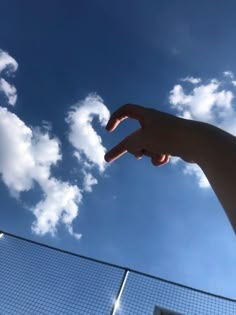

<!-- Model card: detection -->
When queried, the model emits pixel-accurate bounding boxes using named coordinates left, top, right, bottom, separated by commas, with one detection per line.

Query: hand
left=106, top=104, right=236, bottom=231
left=104, top=104, right=196, bottom=166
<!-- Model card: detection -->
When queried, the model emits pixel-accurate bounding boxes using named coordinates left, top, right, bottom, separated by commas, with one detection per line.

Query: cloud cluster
left=0, top=50, right=18, bottom=106
left=169, top=74, right=236, bottom=187
left=0, top=106, right=82, bottom=238
left=0, top=49, right=110, bottom=239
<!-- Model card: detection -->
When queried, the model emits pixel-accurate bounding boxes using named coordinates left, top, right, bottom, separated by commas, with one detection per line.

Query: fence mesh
left=0, top=233, right=124, bottom=315
left=117, top=271, right=236, bottom=315
left=0, top=232, right=235, bottom=315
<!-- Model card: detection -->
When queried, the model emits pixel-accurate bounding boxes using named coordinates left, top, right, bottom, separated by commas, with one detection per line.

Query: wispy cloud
left=183, top=164, right=209, bottom=188
left=65, top=94, right=110, bottom=217
left=82, top=171, right=98, bottom=193
left=169, top=73, right=236, bottom=187
left=223, top=71, right=234, bottom=79
left=66, top=94, right=110, bottom=173
left=0, top=50, right=18, bottom=106
left=181, top=76, right=202, bottom=84
left=0, top=78, right=17, bottom=105
left=0, top=50, right=18, bottom=73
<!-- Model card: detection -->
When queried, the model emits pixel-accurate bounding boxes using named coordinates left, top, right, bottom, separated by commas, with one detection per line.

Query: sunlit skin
left=105, top=104, right=236, bottom=233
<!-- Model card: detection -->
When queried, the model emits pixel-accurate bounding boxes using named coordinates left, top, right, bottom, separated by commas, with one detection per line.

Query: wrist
left=176, top=118, right=207, bottom=163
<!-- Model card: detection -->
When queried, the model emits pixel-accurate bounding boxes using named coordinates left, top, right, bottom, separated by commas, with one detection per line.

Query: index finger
left=106, top=104, right=146, bottom=131
left=105, top=129, right=143, bottom=162
left=104, top=139, right=128, bottom=162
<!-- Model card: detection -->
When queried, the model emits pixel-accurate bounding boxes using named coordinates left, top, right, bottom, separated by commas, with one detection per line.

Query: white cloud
left=0, top=107, right=35, bottom=194
left=0, top=50, right=18, bottom=74
left=0, top=106, right=82, bottom=239
left=169, top=73, right=236, bottom=188
left=183, top=164, right=210, bottom=188
left=169, top=80, right=233, bottom=122
left=66, top=94, right=110, bottom=173
left=181, top=76, right=202, bottom=84
left=66, top=94, right=110, bottom=206
left=170, top=156, right=181, bottom=165
left=31, top=178, right=82, bottom=237
left=223, top=71, right=234, bottom=79
left=0, top=50, right=18, bottom=106
left=67, top=225, right=82, bottom=240
left=83, top=171, right=98, bottom=192
left=0, top=78, right=17, bottom=105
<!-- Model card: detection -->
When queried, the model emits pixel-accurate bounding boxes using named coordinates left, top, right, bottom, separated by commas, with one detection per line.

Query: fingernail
left=155, top=154, right=165, bottom=162
left=104, top=153, right=111, bottom=162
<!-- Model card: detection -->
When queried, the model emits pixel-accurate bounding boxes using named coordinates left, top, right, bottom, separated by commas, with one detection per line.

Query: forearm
left=190, top=121, right=236, bottom=232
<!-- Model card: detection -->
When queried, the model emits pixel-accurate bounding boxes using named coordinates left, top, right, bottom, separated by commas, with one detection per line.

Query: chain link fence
left=0, top=231, right=235, bottom=315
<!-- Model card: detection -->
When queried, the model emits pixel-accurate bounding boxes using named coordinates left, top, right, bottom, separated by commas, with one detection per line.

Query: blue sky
left=0, top=0, right=236, bottom=299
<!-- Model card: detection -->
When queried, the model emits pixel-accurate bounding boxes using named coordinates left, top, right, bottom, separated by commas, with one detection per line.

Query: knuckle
left=122, top=103, right=133, bottom=112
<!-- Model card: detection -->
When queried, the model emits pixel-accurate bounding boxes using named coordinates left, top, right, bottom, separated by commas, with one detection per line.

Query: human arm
left=104, top=104, right=236, bottom=232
